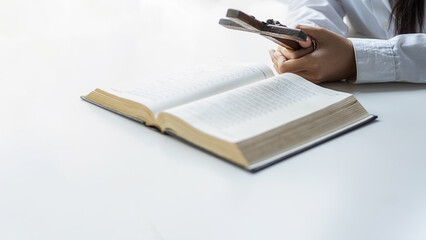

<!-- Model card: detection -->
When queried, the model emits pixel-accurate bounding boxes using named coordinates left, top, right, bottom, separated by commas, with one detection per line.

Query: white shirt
left=287, top=0, right=426, bottom=83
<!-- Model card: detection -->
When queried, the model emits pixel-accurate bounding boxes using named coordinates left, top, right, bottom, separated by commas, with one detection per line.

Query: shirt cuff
left=348, top=38, right=396, bottom=84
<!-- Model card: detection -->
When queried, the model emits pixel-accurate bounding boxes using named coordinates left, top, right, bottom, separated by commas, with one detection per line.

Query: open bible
left=82, top=64, right=376, bottom=171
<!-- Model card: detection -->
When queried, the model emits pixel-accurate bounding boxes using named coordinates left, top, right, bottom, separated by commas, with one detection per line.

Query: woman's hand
left=276, top=35, right=314, bottom=60
left=269, top=25, right=357, bottom=83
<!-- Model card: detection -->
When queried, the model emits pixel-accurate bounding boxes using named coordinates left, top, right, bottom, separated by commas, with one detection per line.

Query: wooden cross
left=219, top=9, right=307, bottom=50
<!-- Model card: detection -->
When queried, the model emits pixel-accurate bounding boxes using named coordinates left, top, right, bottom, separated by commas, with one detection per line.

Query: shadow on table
left=321, top=81, right=426, bottom=94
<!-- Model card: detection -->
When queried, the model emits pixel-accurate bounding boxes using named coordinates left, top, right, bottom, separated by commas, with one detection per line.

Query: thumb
left=298, top=36, right=312, bottom=49
left=296, top=25, right=328, bottom=42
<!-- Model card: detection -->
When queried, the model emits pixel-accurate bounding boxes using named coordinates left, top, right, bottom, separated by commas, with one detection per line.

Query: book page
left=163, top=73, right=352, bottom=142
left=102, top=64, right=273, bottom=115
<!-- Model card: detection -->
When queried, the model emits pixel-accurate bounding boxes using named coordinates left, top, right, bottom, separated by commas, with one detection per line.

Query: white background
left=1, top=0, right=425, bottom=239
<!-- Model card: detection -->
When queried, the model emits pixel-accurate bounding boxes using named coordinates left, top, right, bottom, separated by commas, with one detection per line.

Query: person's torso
left=341, top=0, right=426, bottom=38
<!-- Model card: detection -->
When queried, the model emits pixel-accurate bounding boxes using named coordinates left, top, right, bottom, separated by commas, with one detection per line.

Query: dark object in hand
left=219, top=9, right=307, bottom=50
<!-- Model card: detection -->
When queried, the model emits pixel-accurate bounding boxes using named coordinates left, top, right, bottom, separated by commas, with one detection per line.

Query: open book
left=82, top=64, right=376, bottom=171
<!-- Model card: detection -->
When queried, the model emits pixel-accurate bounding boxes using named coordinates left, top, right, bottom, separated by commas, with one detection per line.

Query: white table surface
left=1, top=1, right=425, bottom=239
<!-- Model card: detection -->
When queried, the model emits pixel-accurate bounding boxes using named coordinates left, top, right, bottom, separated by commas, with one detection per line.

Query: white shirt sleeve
left=287, top=0, right=348, bottom=36
left=350, top=34, right=426, bottom=83
left=288, top=0, right=426, bottom=84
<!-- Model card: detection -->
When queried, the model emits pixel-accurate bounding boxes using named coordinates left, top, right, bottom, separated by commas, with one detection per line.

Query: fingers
left=269, top=49, right=280, bottom=73
left=273, top=50, right=287, bottom=64
left=293, top=25, right=312, bottom=48
left=298, top=36, right=312, bottom=49
left=269, top=49, right=323, bottom=83
left=269, top=49, right=287, bottom=74
left=277, top=44, right=314, bottom=60
left=296, top=25, right=331, bottom=42
left=269, top=49, right=305, bottom=74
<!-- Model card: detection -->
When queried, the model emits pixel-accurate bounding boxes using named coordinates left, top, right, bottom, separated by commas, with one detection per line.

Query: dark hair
left=390, top=0, right=425, bottom=34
